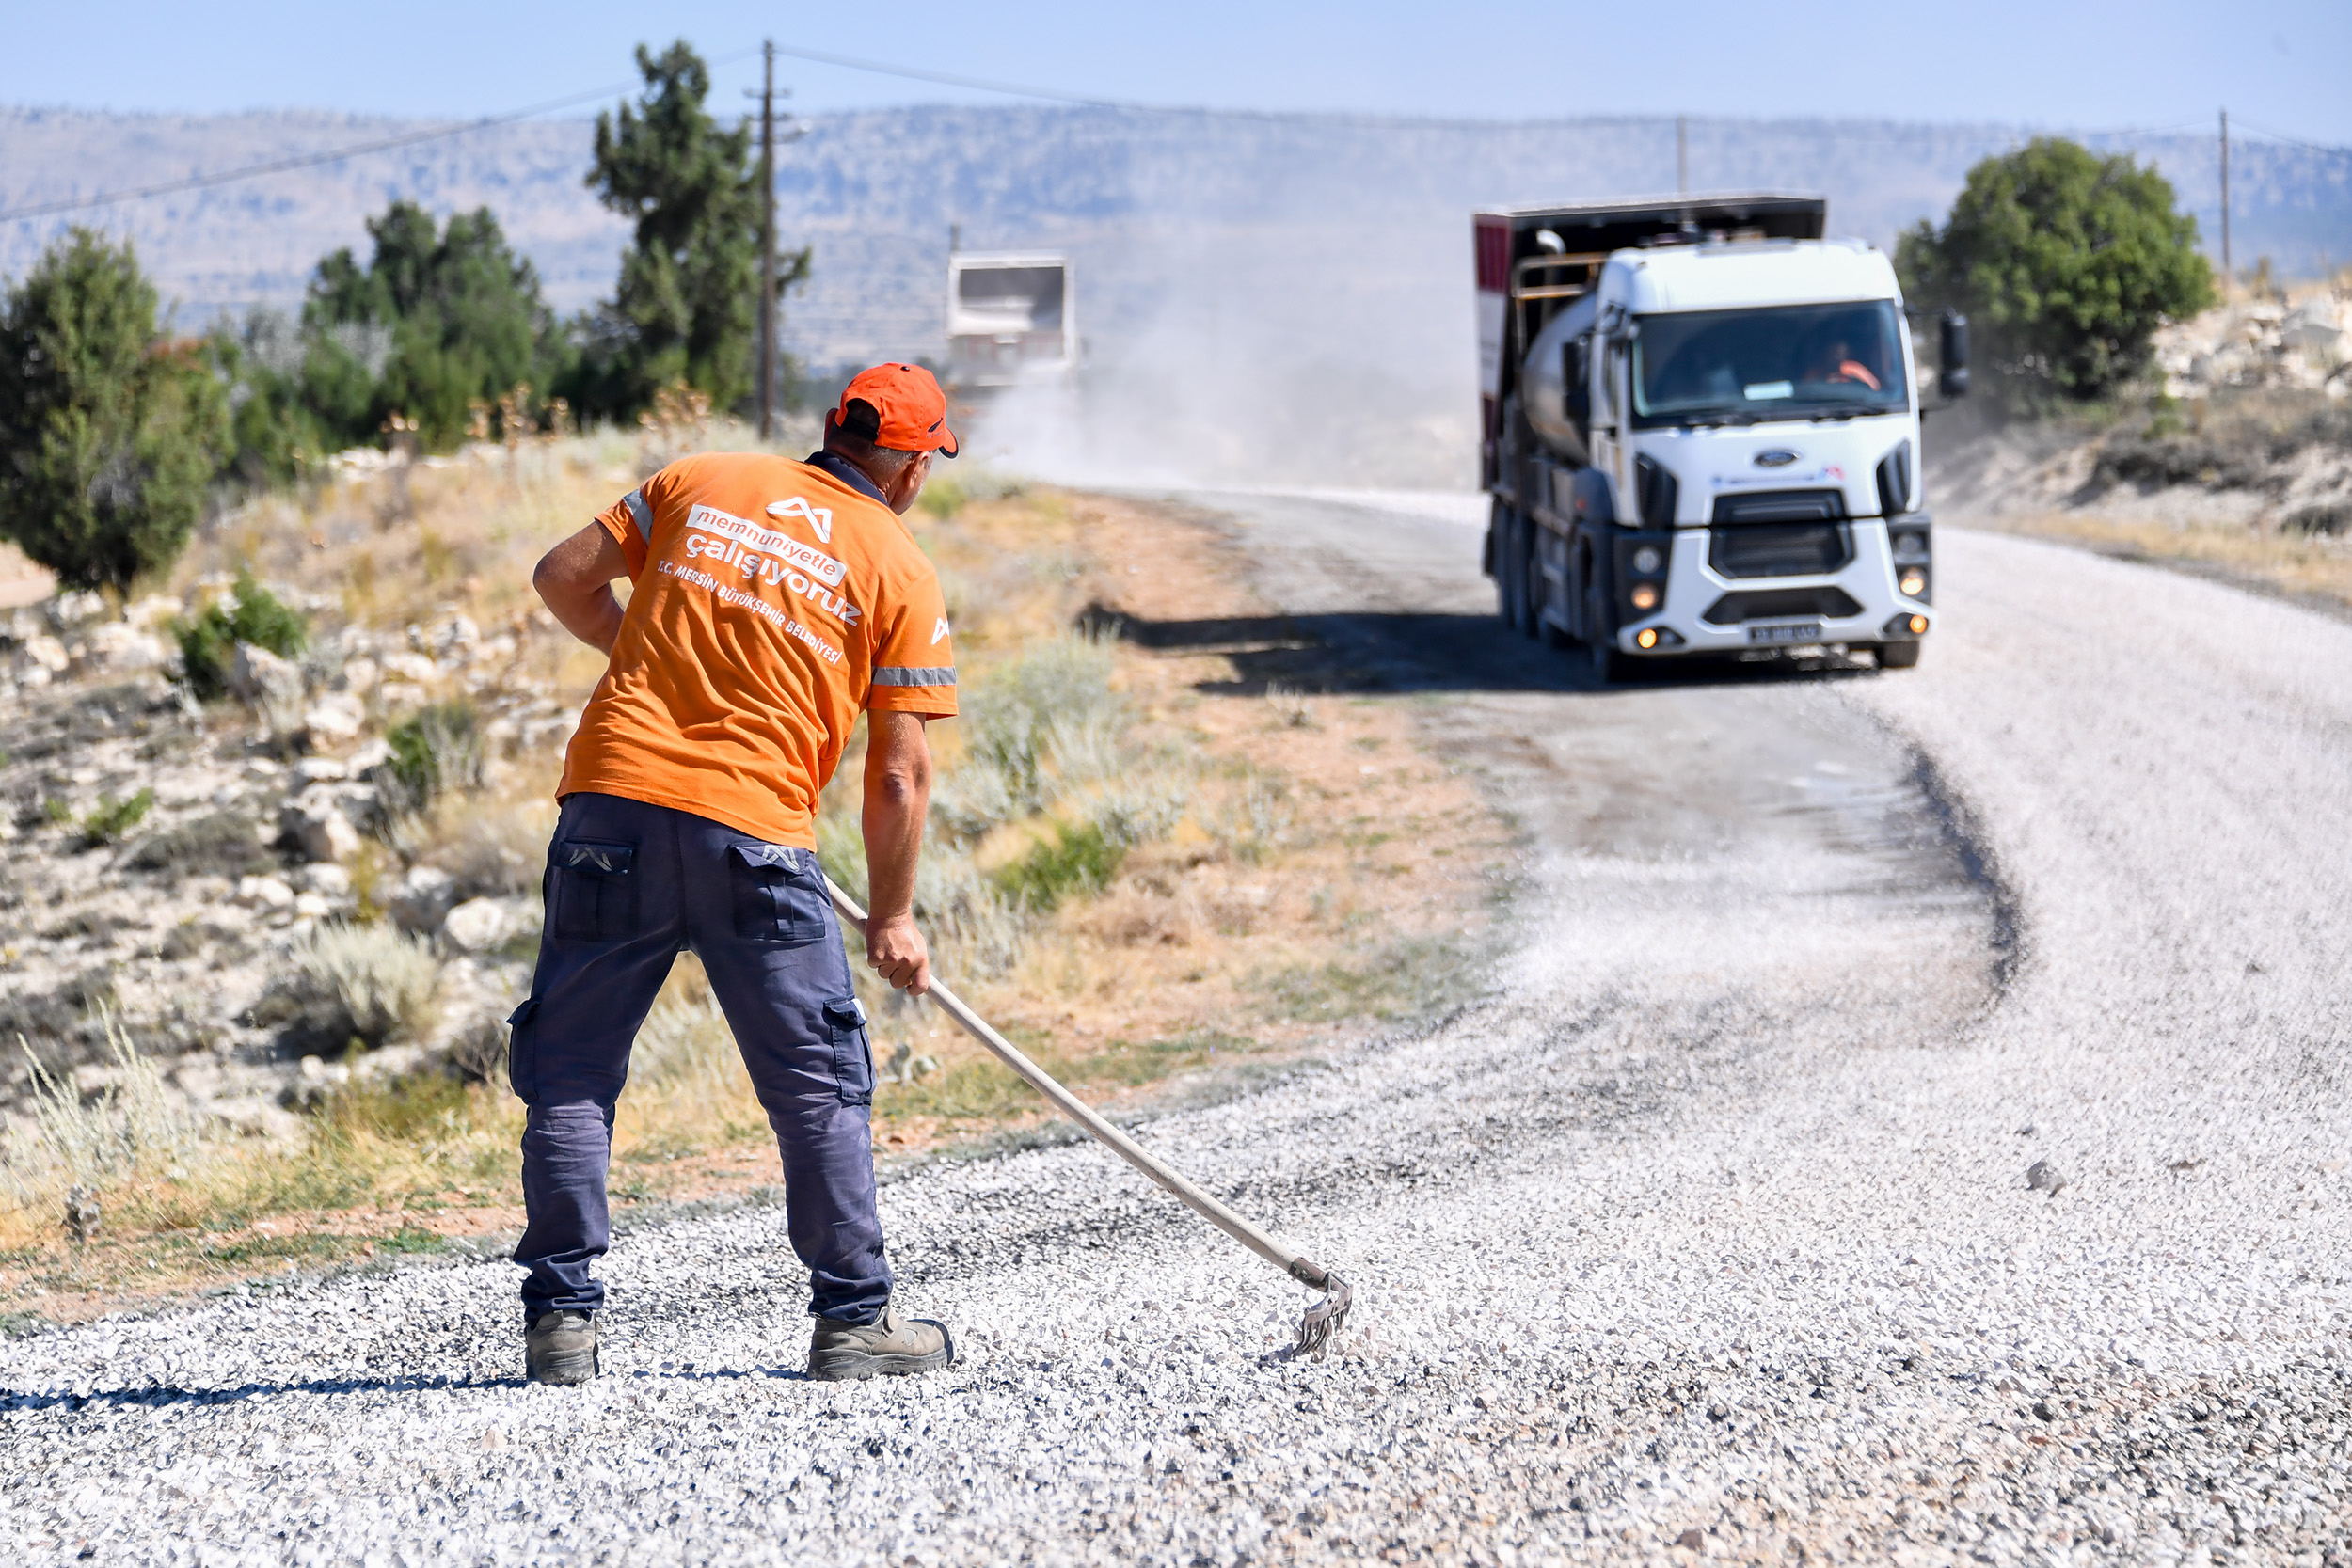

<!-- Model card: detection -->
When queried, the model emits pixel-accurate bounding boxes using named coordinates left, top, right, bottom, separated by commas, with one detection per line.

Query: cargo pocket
left=549, top=839, right=639, bottom=942
left=505, top=997, right=541, bottom=1103
left=728, top=843, right=827, bottom=946
left=823, top=998, right=874, bottom=1107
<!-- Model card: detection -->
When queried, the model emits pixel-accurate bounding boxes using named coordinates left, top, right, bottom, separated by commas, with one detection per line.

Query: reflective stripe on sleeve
left=623, top=488, right=651, bottom=543
left=871, top=666, right=957, bottom=687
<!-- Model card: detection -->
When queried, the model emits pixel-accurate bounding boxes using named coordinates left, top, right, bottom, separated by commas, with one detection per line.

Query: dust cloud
left=952, top=219, right=1482, bottom=492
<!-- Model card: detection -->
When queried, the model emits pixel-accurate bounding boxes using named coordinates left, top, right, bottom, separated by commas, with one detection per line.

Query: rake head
left=1297, top=1273, right=1353, bottom=1359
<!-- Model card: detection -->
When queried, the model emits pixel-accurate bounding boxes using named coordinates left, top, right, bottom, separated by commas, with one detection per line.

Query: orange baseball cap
left=828, top=363, right=959, bottom=458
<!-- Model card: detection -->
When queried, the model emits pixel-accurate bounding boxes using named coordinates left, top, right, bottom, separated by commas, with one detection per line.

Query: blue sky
left=5, top=0, right=2345, bottom=145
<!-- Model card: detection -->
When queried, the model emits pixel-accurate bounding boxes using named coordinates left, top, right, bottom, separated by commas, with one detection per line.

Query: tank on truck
left=1474, top=194, right=1828, bottom=494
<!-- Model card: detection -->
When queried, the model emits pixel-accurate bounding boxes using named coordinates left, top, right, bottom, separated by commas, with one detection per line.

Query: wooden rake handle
left=823, top=876, right=1350, bottom=1313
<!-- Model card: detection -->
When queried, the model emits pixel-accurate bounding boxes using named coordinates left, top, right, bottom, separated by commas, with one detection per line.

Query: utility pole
left=755, top=40, right=779, bottom=441
left=2218, top=107, right=2231, bottom=288
left=1677, top=115, right=1688, bottom=195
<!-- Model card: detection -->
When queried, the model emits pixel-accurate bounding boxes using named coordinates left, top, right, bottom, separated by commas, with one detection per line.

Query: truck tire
left=1528, top=524, right=1573, bottom=646
left=1494, top=507, right=1522, bottom=628
left=1517, top=520, right=1546, bottom=641
left=1591, top=639, right=1631, bottom=683
left=1879, top=641, right=1923, bottom=670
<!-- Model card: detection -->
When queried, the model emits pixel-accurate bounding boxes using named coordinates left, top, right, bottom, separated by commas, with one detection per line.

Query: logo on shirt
left=932, top=617, right=951, bottom=645
left=686, top=504, right=845, bottom=586
left=766, top=496, right=834, bottom=545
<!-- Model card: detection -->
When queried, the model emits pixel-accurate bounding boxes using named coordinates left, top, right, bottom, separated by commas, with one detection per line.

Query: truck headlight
left=1899, top=569, right=1927, bottom=596
left=1629, top=582, right=1660, bottom=610
left=1631, top=545, right=1663, bottom=575
left=1892, top=531, right=1930, bottom=562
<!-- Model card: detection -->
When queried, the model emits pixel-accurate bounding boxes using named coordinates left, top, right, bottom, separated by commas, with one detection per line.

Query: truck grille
left=1708, top=490, right=1851, bottom=578
left=1701, top=587, right=1864, bottom=626
left=1712, top=489, right=1845, bottom=524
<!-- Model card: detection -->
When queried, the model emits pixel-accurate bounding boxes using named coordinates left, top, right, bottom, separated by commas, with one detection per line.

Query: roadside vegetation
left=0, top=423, right=1506, bottom=1320
left=1901, top=139, right=2350, bottom=611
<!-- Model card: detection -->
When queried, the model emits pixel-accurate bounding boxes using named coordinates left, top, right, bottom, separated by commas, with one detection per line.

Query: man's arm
left=861, top=710, right=934, bottom=994
left=533, top=522, right=631, bottom=653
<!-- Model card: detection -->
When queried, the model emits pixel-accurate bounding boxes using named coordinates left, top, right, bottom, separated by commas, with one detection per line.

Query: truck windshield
left=1631, top=301, right=1908, bottom=425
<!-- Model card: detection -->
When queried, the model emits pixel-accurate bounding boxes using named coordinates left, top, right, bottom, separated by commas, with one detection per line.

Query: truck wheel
left=1495, top=510, right=1523, bottom=628
left=1879, top=641, right=1923, bottom=670
left=1591, top=639, right=1630, bottom=683
left=1517, top=524, right=1545, bottom=641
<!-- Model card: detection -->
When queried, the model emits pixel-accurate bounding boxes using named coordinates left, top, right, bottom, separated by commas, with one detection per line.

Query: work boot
left=807, top=1305, right=953, bottom=1381
left=526, top=1308, right=599, bottom=1386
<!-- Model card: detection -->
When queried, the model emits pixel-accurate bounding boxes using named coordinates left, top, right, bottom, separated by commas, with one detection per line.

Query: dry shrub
left=1085, top=880, right=1204, bottom=947
left=254, top=922, right=443, bottom=1053
left=430, top=797, right=555, bottom=899
left=6, top=1012, right=202, bottom=1195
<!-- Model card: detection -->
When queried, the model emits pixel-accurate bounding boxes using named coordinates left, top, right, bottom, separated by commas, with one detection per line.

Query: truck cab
left=1477, top=195, right=1960, bottom=675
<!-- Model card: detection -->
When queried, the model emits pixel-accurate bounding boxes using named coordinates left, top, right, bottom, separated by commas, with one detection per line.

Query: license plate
left=1746, top=620, right=1823, bottom=645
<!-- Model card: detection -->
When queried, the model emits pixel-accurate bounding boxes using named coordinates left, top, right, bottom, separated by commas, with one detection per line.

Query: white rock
left=279, top=785, right=360, bottom=863
left=236, top=875, right=296, bottom=911
left=380, top=652, right=439, bottom=685
left=293, top=892, right=333, bottom=918
left=123, top=595, right=184, bottom=632
left=440, top=896, right=524, bottom=955
left=47, top=590, right=107, bottom=629
left=295, top=863, right=353, bottom=897
left=17, top=633, right=69, bottom=675
left=339, top=657, right=380, bottom=695
left=302, top=691, right=365, bottom=742
left=293, top=756, right=350, bottom=786
left=230, top=641, right=306, bottom=714
left=428, top=615, right=481, bottom=657
left=387, top=865, right=460, bottom=933
left=347, top=737, right=394, bottom=774
left=77, top=623, right=166, bottom=673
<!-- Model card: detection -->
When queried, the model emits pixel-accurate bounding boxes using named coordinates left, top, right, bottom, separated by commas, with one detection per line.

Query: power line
left=0, top=54, right=762, bottom=227
left=4, top=30, right=2343, bottom=232
left=2228, top=117, right=2347, bottom=155
left=764, top=41, right=1122, bottom=109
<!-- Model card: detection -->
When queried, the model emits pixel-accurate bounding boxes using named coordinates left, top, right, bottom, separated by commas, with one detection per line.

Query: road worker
left=516, top=364, right=961, bottom=1386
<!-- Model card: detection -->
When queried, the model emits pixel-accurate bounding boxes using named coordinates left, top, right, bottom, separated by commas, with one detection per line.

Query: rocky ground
left=0, top=587, right=564, bottom=1133
left=1, top=492, right=2343, bottom=1563
left=1926, top=275, right=2352, bottom=607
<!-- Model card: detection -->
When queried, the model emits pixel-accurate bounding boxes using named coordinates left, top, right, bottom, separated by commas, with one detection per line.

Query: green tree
left=302, top=200, right=563, bottom=448
left=0, top=230, right=229, bottom=593
left=573, top=40, right=809, bottom=420
left=1898, top=137, right=2215, bottom=403
left=209, top=309, right=325, bottom=486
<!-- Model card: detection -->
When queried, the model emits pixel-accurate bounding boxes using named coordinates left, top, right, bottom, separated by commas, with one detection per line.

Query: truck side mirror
left=1938, top=311, right=1969, bottom=399
left=1565, top=335, right=1592, bottom=434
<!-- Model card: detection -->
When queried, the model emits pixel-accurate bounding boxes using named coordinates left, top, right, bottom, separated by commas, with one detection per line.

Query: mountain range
left=5, top=104, right=2344, bottom=483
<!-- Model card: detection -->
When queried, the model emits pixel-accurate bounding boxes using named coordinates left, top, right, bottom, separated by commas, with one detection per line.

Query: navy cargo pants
left=508, top=790, right=888, bottom=1323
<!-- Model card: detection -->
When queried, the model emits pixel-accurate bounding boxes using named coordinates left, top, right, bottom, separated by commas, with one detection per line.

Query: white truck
left=1475, top=194, right=1966, bottom=677
left=946, top=250, right=1076, bottom=391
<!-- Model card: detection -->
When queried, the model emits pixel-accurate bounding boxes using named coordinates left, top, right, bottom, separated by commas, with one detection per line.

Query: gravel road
left=6, top=498, right=2348, bottom=1564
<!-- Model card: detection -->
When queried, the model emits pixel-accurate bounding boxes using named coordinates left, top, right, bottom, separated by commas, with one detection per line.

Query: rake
left=825, top=878, right=1354, bottom=1358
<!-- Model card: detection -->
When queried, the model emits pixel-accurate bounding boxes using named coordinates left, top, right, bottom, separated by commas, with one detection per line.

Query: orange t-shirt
left=555, top=451, right=957, bottom=847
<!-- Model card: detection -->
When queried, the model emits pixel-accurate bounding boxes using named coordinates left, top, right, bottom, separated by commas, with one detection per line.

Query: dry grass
left=1970, top=512, right=2352, bottom=614
left=0, top=435, right=1510, bottom=1321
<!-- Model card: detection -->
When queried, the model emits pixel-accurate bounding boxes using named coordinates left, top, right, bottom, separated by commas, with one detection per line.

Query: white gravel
left=4, top=509, right=2348, bottom=1564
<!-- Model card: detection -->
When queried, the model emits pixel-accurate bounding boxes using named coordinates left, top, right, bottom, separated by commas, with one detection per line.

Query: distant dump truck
left=1475, top=194, right=1966, bottom=676
left=946, top=251, right=1076, bottom=390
